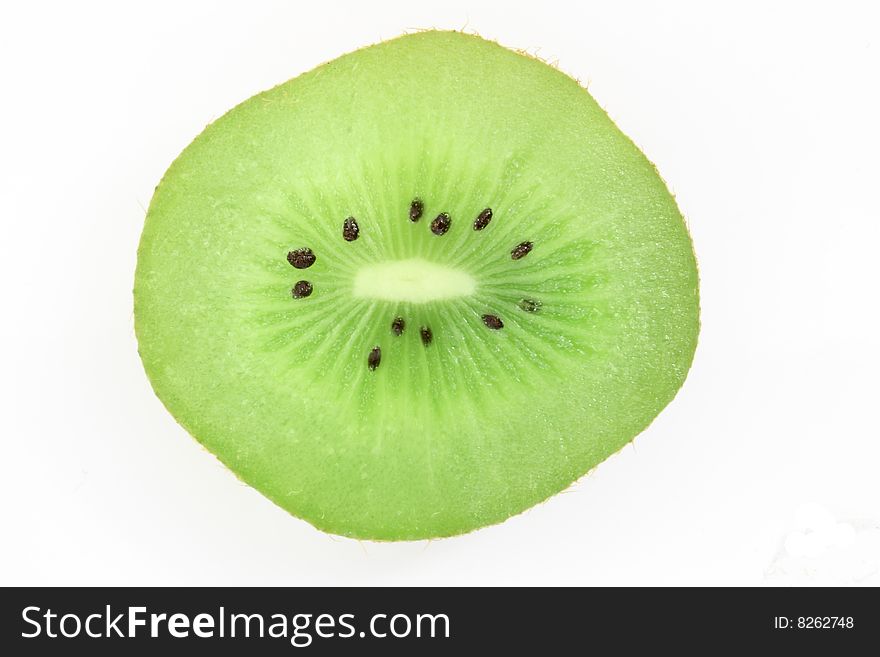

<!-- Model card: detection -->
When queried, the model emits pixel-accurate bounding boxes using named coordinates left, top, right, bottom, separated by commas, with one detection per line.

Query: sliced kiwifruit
left=134, top=31, right=700, bottom=540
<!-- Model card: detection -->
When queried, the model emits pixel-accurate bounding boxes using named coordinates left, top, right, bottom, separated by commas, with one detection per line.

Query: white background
left=1, top=1, right=878, bottom=586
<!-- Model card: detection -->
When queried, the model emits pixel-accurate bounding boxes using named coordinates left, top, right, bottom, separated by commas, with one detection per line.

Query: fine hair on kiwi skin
left=134, top=30, right=700, bottom=541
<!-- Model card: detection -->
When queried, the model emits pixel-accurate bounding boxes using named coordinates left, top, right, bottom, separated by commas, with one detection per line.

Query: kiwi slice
left=134, top=31, right=699, bottom=540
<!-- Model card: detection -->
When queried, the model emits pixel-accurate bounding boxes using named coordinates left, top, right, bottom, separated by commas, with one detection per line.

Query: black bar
left=0, top=587, right=876, bottom=654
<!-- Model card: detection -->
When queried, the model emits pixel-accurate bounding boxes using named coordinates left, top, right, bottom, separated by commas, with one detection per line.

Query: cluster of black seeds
left=286, top=200, right=542, bottom=370
left=287, top=247, right=316, bottom=298
left=410, top=203, right=495, bottom=235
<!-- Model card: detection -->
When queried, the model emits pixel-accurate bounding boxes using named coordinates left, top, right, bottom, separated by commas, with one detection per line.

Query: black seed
left=391, top=317, right=405, bottom=336
left=287, top=247, right=316, bottom=269
left=473, top=208, right=493, bottom=231
left=342, top=216, right=359, bottom=241
left=409, top=199, right=424, bottom=222
left=511, top=241, right=533, bottom=260
left=291, top=280, right=313, bottom=298
left=420, top=326, right=433, bottom=346
left=482, top=314, right=504, bottom=330
left=430, top=212, right=451, bottom=236
left=368, top=346, right=381, bottom=371
left=518, top=298, right=542, bottom=313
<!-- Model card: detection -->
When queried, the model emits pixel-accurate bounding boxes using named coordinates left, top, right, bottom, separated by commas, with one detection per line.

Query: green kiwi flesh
left=134, top=31, right=700, bottom=540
